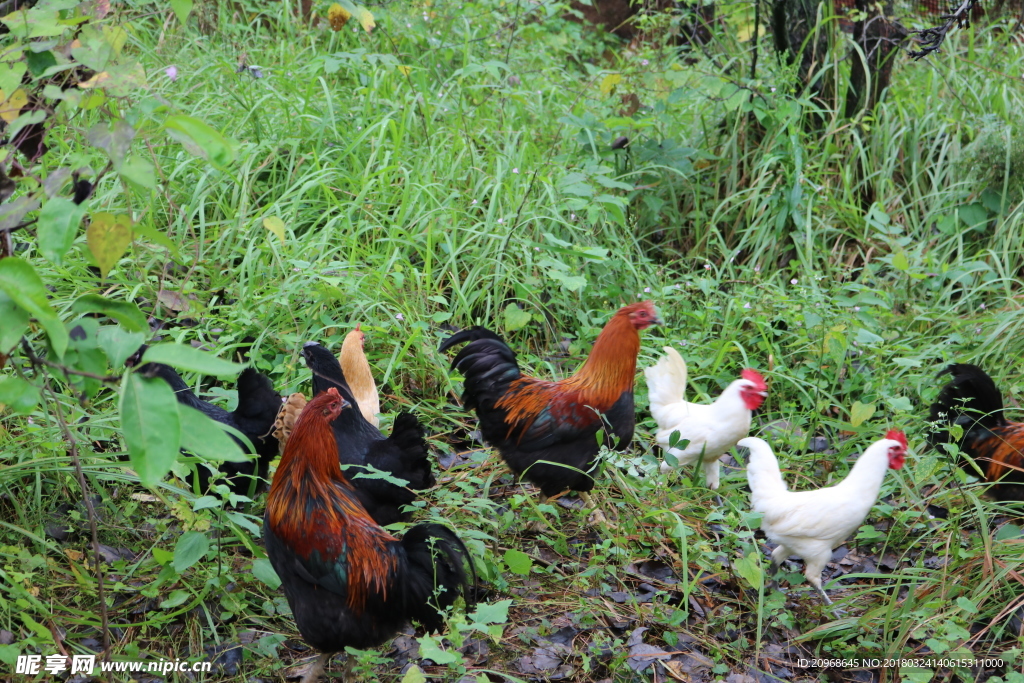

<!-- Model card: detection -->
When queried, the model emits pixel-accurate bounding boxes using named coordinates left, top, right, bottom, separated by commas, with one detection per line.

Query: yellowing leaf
left=87, top=212, right=134, bottom=278
left=397, top=65, right=412, bottom=75
left=263, top=216, right=286, bottom=241
left=0, top=88, right=28, bottom=123
left=328, top=3, right=351, bottom=30
left=354, top=7, right=375, bottom=32
left=849, top=401, right=876, bottom=428
left=78, top=71, right=111, bottom=89
left=600, top=73, right=621, bottom=96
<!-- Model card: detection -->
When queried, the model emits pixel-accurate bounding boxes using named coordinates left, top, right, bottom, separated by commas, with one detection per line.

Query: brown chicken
left=340, top=324, right=380, bottom=426
left=438, top=301, right=660, bottom=521
left=264, top=387, right=472, bottom=683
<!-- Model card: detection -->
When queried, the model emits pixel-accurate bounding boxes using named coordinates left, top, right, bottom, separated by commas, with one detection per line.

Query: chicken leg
left=581, top=491, right=615, bottom=527
left=299, top=652, right=330, bottom=683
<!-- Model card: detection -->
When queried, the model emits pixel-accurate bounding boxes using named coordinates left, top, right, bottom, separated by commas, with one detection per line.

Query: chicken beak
left=650, top=315, right=664, bottom=326
left=340, top=398, right=351, bottom=410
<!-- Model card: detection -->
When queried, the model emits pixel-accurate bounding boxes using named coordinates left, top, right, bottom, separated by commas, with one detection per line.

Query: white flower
left=743, top=303, right=751, bottom=309
left=854, top=306, right=860, bottom=312
left=790, top=278, right=798, bottom=285
left=674, top=284, right=681, bottom=289
left=497, top=218, right=503, bottom=223
left=570, top=214, right=576, bottom=220
left=534, top=247, right=540, bottom=251
left=471, top=199, right=477, bottom=205
left=165, top=65, right=178, bottom=81
left=512, top=168, right=519, bottom=174
left=754, top=265, right=761, bottom=273
left=644, top=287, right=651, bottom=293
left=396, top=313, right=404, bottom=321
left=641, top=59, right=649, bottom=66
left=770, top=87, right=777, bottom=92
left=980, top=303, right=987, bottom=309
left=704, top=264, right=711, bottom=270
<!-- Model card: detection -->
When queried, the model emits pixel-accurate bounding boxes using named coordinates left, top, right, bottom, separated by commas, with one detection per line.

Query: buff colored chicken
left=273, top=325, right=380, bottom=452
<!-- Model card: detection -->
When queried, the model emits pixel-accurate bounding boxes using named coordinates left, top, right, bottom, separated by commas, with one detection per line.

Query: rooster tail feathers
left=443, top=335, right=521, bottom=410
left=928, top=364, right=1006, bottom=446
left=645, top=346, right=688, bottom=410
left=438, top=326, right=505, bottom=354
left=741, top=437, right=788, bottom=508
left=389, top=412, right=435, bottom=490
left=400, top=523, right=474, bottom=631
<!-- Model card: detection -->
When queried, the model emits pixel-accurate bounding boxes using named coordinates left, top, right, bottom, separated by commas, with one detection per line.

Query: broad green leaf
left=0, top=63, right=26, bottom=96
left=152, top=547, right=174, bottom=565
left=399, top=665, right=427, bottom=683
left=37, top=198, right=86, bottom=265
left=119, top=156, right=157, bottom=190
left=0, top=289, right=29, bottom=353
left=995, top=523, right=1022, bottom=541
left=955, top=596, right=978, bottom=613
left=164, top=115, right=234, bottom=169
left=178, top=404, right=249, bottom=462
left=0, top=376, right=41, bottom=414
left=849, top=401, right=876, bottom=428
left=192, top=495, right=221, bottom=511
left=71, top=294, right=147, bottom=332
left=503, top=548, right=532, bottom=575
left=263, top=216, right=285, bottom=241
left=892, top=250, right=909, bottom=271
left=169, top=0, right=193, bottom=25
left=416, top=634, right=459, bottom=665
left=885, top=396, right=913, bottom=412
left=733, top=551, right=763, bottom=590
left=251, top=558, right=281, bottom=589
left=86, top=119, right=136, bottom=170
left=159, top=589, right=190, bottom=609
left=86, top=212, right=135, bottom=278
left=0, top=257, right=68, bottom=357
left=469, top=599, right=511, bottom=625
left=172, top=531, right=208, bottom=572
left=120, top=373, right=181, bottom=487
left=97, top=326, right=146, bottom=367
left=503, top=303, right=532, bottom=331
left=141, top=343, right=244, bottom=377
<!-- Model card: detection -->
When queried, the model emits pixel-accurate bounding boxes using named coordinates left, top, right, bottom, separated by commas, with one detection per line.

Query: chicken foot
left=581, top=491, right=617, bottom=528
left=298, top=652, right=330, bottom=683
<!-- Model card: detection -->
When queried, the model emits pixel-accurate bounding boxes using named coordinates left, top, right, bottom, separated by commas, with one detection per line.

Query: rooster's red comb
left=741, top=369, right=766, bottom=391
left=885, top=429, right=907, bottom=448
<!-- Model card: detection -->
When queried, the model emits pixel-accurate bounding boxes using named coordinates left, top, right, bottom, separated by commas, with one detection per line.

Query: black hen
left=301, top=341, right=434, bottom=524
left=130, top=350, right=281, bottom=496
left=929, top=363, right=1024, bottom=502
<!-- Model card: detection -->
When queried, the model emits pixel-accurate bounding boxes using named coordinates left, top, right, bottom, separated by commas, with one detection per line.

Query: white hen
left=741, top=431, right=907, bottom=607
left=646, top=347, right=767, bottom=489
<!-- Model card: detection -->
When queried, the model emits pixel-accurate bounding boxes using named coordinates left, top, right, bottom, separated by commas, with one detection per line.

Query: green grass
left=2, top=0, right=1024, bottom=680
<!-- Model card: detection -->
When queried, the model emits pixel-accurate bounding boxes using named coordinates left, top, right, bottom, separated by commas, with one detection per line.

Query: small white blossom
left=704, top=264, right=711, bottom=270
left=497, top=218, right=503, bottom=223
left=512, top=168, right=519, bottom=174
left=471, top=199, right=477, bottom=205
left=980, top=303, right=986, bottom=309
left=570, top=214, right=576, bottom=220
left=641, top=59, right=649, bottom=66
left=754, top=265, right=761, bottom=273
left=396, top=313, right=404, bottom=321
left=854, top=306, right=861, bottom=312
left=644, top=287, right=651, bottom=293
left=743, top=302, right=751, bottom=309
left=790, top=278, right=798, bottom=285
left=165, top=65, right=178, bottom=81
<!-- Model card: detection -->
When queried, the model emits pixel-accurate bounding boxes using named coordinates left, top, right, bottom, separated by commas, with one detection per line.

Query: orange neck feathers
left=560, top=308, right=643, bottom=407
left=266, top=389, right=395, bottom=609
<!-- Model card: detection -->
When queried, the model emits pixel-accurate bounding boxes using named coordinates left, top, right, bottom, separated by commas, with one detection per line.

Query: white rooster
left=645, top=347, right=767, bottom=489
left=741, top=431, right=907, bottom=609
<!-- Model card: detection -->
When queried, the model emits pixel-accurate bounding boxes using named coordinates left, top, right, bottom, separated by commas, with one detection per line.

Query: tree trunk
left=772, top=0, right=835, bottom=103
left=844, top=0, right=909, bottom=117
